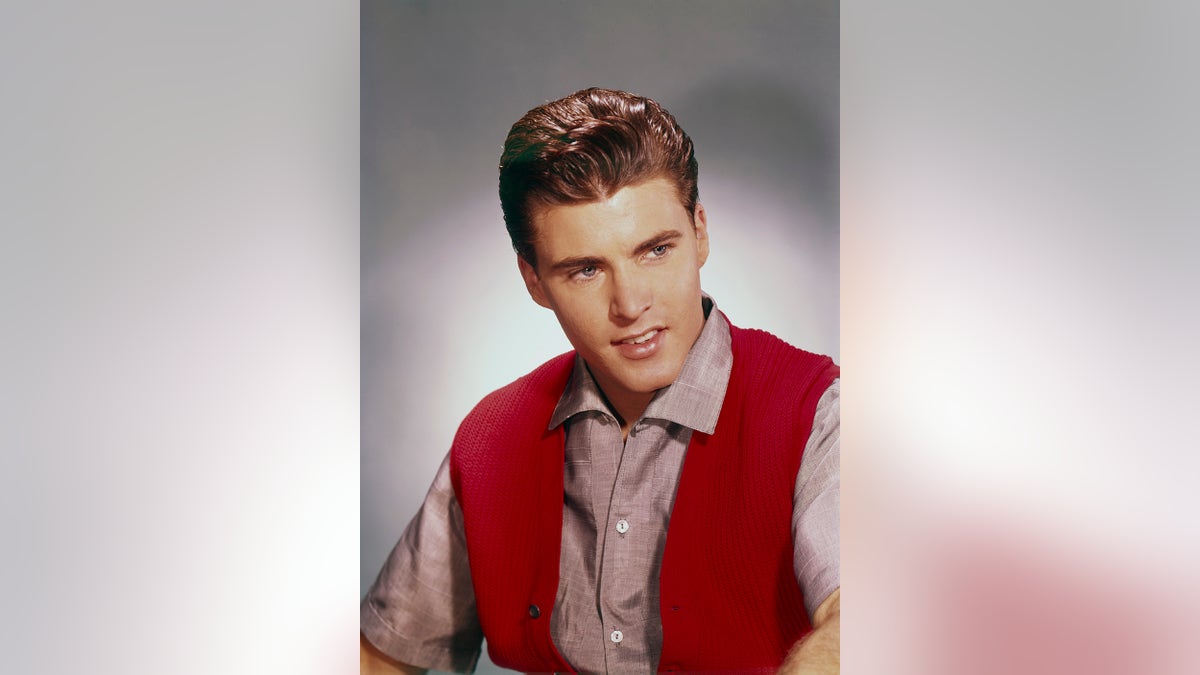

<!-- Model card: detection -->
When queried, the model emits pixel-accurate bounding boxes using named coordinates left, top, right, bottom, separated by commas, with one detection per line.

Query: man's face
left=519, top=178, right=710, bottom=419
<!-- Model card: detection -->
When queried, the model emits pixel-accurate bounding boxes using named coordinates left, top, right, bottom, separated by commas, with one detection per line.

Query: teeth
left=623, top=329, right=658, bottom=345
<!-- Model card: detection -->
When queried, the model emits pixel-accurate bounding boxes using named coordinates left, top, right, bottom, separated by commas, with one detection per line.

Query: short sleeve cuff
left=361, top=595, right=482, bottom=673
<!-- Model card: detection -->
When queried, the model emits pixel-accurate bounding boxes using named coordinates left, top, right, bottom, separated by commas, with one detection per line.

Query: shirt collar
left=548, top=294, right=733, bottom=434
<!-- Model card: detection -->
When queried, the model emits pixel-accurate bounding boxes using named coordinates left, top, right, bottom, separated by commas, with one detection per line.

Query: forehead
left=531, top=179, right=691, bottom=257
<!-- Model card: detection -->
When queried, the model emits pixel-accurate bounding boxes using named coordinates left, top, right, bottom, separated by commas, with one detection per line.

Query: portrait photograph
left=360, top=1, right=839, bottom=672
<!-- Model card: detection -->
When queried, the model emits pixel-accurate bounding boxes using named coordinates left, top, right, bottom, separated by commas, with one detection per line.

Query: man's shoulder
left=728, top=322, right=838, bottom=370
left=724, top=322, right=839, bottom=414
left=457, top=351, right=575, bottom=433
left=450, top=352, right=574, bottom=485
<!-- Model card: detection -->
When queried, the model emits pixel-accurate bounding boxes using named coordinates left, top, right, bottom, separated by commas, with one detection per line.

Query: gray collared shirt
left=362, top=301, right=840, bottom=673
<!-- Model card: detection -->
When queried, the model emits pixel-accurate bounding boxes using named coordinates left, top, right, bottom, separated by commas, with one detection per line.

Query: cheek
left=553, top=291, right=608, bottom=329
left=553, top=304, right=601, bottom=343
left=658, top=269, right=699, bottom=297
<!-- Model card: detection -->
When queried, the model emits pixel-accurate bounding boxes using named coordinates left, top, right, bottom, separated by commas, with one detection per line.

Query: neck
left=611, top=392, right=654, bottom=440
left=588, top=379, right=654, bottom=440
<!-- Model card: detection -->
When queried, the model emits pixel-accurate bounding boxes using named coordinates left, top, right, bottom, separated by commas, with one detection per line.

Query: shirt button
left=610, top=629, right=623, bottom=644
left=528, top=604, right=540, bottom=619
left=615, top=519, right=629, bottom=534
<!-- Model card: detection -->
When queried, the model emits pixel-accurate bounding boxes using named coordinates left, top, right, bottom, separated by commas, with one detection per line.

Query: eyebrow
left=546, top=229, right=685, bottom=273
left=548, top=254, right=605, bottom=274
left=633, top=229, right=684, bottom=254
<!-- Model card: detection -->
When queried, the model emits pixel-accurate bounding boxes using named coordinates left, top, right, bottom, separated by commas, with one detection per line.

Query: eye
left=648, top=244, right=672, bottom=259
left=574, top=265, right=598, bottom=279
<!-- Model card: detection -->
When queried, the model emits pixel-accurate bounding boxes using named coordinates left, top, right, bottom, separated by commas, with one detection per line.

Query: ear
left=693, top=203, right=710, bottom=268
left=517, top=254, right=551, bottom=309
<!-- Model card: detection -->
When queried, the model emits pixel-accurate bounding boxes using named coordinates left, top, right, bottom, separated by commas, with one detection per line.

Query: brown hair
left=499, top=87, right=699, bottom=267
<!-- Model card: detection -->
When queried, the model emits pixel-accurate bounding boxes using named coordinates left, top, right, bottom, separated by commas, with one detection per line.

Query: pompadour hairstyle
left=499, top=87, right=699, bottom=267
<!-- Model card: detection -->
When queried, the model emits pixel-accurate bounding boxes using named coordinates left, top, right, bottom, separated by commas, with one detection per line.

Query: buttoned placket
left=594, top=417, right=666, bottom=672
left=546, top=302, right=729, bottom=672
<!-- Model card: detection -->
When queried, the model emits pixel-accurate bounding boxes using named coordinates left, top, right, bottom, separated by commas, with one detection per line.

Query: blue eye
left=577, top=266, right=598, bottom=279
left=649, top=244, right=671, bottom=258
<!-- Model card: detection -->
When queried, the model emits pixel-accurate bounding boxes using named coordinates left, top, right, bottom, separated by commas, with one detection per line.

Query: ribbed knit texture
left=451, top=326, right=839, bottom=673
left=658, top=327, right=838, bottom=672
left=449, top=351, right=576, bottom=672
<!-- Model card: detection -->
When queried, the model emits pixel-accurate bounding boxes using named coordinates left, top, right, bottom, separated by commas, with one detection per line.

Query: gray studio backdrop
left=362, top=1, right=837, bottom=671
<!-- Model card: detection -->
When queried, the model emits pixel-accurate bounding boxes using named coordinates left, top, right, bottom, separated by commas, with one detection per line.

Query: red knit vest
left=450, top=323, right=839, bottom=673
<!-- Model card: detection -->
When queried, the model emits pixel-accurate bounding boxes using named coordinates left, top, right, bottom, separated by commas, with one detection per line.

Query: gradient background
left=361, top=3, right=838, bottom=671
left=5, top=1, right=1200, bottom=674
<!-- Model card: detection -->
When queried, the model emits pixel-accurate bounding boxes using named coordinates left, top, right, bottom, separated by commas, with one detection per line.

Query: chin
left=627, top=380, right=669, bottom=395
left=627, top=367, right=682, bottom=394
left=591, top=353, right=685, bottom=398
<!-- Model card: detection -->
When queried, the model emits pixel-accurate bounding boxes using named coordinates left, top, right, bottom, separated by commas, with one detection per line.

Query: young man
left=361, top=88, right=840, bottom=674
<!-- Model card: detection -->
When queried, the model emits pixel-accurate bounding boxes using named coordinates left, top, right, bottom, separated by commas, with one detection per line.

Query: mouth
left=617, top=328, right=661, bottom=346
left=612, top=327, right=667, bottom=360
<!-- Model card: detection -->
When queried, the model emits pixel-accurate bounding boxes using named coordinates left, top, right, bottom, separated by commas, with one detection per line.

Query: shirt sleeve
left=361, top=452, right=484, bottom=672
left=793, top=378, right=840, bottom=621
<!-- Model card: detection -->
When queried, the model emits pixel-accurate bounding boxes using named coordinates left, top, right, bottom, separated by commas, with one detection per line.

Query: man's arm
left=361, top=453, right=484, bottom=672
left=786, top=380, right=840, bottom=673
left=779, top=587, right=840, bottom=674
left=361, top=632, right=427, bottom=675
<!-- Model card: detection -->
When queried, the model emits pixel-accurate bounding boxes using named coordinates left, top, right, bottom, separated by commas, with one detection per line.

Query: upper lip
left=614, top=327, right=665, bottom=344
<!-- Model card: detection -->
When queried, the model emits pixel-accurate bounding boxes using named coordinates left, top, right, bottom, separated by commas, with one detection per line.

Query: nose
left=609, top=268, right=652, bottom=322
